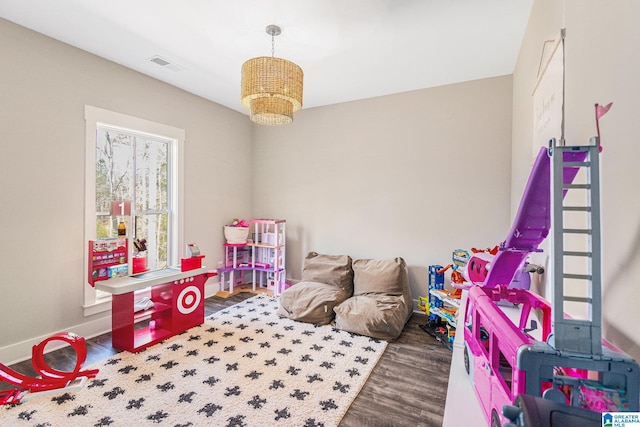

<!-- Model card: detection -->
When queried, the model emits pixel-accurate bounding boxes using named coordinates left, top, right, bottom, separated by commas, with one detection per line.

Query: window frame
left=83, top=105, right=185, bottom=315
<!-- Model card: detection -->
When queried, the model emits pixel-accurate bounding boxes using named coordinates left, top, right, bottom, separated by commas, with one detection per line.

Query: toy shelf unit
left=98, top=269, right=210, bottom=352
left=88, top=238, right=128, bottom=286
left=427, top=265, right=460, bottom=327
left=420, top=265, right=459, bottom=350
left=217, top=219, right=286, bottom=296
left=250, top=219, right=286, bottom=296
left=217, top=243, right=253, bottom=292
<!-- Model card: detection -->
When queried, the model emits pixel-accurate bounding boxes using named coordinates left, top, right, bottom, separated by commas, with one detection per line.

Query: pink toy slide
left=481, top=146, right=587, bottom=289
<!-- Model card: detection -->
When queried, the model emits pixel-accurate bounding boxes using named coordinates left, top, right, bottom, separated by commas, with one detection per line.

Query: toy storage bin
left=224, top=225, right=250, bottom=244
left=181, top=255, right=204, bottom=272
left=133, top=255, right=148, bottom=274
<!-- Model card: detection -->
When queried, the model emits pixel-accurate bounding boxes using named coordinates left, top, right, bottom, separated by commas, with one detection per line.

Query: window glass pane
left=96, top=129, right=133, bottom=216
left=86, top=106, right=184, bottom=312
left=96, top=215, right=118, bottom=239
left=135, top=213, right=168, bottom=271
left=135, top=136, right=168, bottom=212
left=498, top=349, right=513, bottom=392
left=96, top=126, right=172, bottom=273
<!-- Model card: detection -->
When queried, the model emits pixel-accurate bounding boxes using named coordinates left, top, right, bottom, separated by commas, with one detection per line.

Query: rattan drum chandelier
left=241, top=25, right=303, bottom=126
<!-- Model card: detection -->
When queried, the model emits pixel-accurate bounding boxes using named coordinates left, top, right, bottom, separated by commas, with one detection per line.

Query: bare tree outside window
left=96, top=127, right=170, bottom=272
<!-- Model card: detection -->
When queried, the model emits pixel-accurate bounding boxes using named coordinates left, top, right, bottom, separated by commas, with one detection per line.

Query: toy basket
left=224, top=226, right=250, bottom=244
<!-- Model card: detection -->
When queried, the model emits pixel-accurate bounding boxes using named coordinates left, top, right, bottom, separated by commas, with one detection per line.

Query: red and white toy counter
left=96, top=267, right=214, bottom=352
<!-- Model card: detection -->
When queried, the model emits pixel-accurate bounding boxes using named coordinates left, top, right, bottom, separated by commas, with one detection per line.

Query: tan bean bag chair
left=277, top=252, right=354, bottom=325
left=333, top=257, right=412, bottom=341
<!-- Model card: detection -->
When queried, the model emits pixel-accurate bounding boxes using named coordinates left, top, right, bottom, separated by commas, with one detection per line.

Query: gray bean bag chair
left=277, top=252, right=354, bottom=325
left=333, top=257, right=412, bottom=341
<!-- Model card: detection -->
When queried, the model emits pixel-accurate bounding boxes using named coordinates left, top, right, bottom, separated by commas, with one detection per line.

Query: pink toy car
left=463, top=285, right=638, bottom=426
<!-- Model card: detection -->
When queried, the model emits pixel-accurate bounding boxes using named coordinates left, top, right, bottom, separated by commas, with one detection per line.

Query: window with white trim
left=84, top=106, right=185, bottom=315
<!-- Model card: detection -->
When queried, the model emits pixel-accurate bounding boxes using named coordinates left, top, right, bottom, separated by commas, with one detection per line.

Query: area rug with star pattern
left=0, top=294, right=388, bottom=426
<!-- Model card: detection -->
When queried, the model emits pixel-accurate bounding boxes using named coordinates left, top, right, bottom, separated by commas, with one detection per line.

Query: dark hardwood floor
left=3, top=293, right=452, bottom=426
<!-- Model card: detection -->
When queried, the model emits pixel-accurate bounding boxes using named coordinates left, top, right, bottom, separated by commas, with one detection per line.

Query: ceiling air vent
left=148, top=55, right=184, bottom=72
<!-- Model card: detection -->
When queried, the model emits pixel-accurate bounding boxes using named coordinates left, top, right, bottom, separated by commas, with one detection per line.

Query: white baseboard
left=0, top=316, right=112, bottom=366
left=0, top=279, right=222, bottom=366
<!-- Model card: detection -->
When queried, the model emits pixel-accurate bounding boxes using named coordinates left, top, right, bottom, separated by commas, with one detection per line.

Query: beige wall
left=512, top=0, right=640, bottom=359
left=252, top=76, right=513, bottom=301
left=0, top=17, right=515, bottom=363
left=0, top=18, right=253, bottom=362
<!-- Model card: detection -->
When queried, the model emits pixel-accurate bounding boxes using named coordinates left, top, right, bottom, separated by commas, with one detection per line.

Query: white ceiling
left=0, top=0, right=533, bottom=115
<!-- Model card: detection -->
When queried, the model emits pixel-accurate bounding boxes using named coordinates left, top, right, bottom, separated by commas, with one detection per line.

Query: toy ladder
left=550, top=142, right=602, bottom=355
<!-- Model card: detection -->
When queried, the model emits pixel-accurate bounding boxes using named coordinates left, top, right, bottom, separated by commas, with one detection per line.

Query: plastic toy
left=464, top=118, right=639, bottom=425
left=478, top=146, right=589, bottom=291
left=437, top=249, right=470, bottom=287
left=417, top=296, right=429, bottom=315
left=426, top=265, right=445, bottom=321
left=502, top=394, right=601, bottom=427
left=0, top=332, right=99, bottom=404
left=465, top=250, right=495, bottom=285
left=467, top=250, right=539, bottom=291
left=419, top=265, right=459, bottom=350
left=440, top=245, right=538, bottom=291
left=463, top=284, right=638, bottom=426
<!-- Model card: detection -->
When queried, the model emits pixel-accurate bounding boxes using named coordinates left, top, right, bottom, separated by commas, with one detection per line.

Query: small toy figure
left=417, top=296, right=429, bottom=315
left=437, top=249, right=471, bottom=287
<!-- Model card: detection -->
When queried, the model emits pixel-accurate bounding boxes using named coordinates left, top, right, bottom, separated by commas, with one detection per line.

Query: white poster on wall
left=528, top=30, right=565, bottom=299
left=532, top=31, right=565, bottom=159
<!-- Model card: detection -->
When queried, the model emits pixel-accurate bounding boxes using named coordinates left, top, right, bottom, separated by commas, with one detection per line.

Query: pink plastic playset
left=461, top=105, right=639, bottom=426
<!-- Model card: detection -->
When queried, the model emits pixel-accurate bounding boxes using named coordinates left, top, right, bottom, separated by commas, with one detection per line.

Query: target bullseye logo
left=177, top=285, right=201, bottom=315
